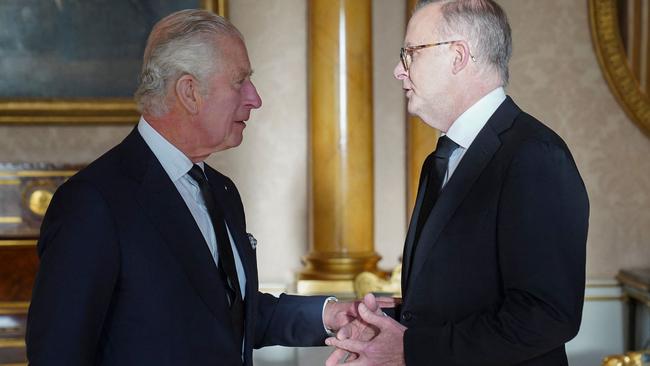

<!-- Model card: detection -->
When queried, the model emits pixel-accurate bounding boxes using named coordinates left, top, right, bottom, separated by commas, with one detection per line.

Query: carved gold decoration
left=354, top=263, right=402, bottom=299
left=0, top=164, right=80, bottom=239
left=0, top=0, right=228, bottom=125
left=589, top=0, right=650, bottom=136
left=602, top=351, right=650, bottom=366
left=27, top=190, right=53, bottom=217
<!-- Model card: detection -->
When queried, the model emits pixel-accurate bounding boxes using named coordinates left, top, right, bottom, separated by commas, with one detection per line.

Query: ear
left=451, top=40, right=472, bottom=75
left=175, top=74, right=202, bottom=114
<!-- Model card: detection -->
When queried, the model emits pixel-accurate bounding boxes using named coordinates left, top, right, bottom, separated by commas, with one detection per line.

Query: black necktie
left=187, top=164, right=244, bottom=346
left=414, top=135, right=459, bottom=244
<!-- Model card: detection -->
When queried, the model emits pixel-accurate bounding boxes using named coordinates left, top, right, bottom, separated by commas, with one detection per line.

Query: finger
left=325, top=337, right=366, bottom=354
left=357, top=302, right=390, bottom=329
left=341, top=356, right=366, bottom=366
left=325, top=348, right=349, bottom=366
left=375, top=296, right=400, bottom=308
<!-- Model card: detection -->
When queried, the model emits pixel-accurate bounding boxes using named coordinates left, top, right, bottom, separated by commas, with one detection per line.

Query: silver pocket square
left=247, top=233, right=257, bottom=250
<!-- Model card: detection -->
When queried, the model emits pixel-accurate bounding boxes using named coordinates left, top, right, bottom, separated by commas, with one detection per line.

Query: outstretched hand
left=325, top=294, right=406, bottom=366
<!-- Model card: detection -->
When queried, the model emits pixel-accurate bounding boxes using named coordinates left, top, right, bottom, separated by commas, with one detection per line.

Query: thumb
left=358, top=302, right=386, bottom=328
left=336, top=325, right=351, bottom=340
left=363, top=293, right=379, bottom=313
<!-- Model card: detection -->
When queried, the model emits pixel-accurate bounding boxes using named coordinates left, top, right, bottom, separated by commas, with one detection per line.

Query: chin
left=226, top=134, right=244, bottom=148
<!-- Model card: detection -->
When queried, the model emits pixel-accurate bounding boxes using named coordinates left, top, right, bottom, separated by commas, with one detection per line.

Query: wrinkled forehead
left=405, top=3, right=444, bottom=45
left=217, top=35, right=252, bottom=76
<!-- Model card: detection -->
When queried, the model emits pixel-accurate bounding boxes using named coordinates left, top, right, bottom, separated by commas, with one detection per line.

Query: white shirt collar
left=137, top=117, right=203, bottom=182
left=445, top=87, right=506, bottom=149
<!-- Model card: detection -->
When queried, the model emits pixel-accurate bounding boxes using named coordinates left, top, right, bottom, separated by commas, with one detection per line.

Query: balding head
left=416, top=0, right=512, bottom=86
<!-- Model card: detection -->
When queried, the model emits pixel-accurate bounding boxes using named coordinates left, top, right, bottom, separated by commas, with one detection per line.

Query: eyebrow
left=236, top=69, right=254, bottom=80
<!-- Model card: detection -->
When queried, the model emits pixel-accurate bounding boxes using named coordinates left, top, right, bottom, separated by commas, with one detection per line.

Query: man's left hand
left=322, top=295, right=398, bottom=335
left=325, top=299, right=407, bottom=366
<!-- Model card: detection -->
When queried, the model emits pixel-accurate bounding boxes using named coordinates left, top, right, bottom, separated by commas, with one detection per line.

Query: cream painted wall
left=372, top=0, right=408, bottom=271
left=497, top=0, right=650, bottom=278
left=221, top=0, right=407, bottom=284
left=216, top=0, right=309, bottom=285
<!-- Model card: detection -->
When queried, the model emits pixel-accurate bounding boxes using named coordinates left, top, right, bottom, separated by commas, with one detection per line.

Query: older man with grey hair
left=26, top=9, right=373, bottom=366
left=327, top=1, right=588, bottom=365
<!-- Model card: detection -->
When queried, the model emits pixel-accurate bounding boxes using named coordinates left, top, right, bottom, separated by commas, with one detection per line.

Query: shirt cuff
left=322, top=296, right=338, bottom=337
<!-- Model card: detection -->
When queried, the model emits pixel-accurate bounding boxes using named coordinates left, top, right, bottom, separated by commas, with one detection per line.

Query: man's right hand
left=325, top=293, right=399, bottom=364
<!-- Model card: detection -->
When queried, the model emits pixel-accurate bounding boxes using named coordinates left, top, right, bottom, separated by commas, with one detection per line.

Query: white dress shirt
left=442, top=87, right=507, bottom=187
left=137, top=117, right=246, bottom=299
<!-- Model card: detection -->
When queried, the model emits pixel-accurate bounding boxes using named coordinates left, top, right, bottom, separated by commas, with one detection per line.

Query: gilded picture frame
left=0, top=0, right=227, bottom=125
left=589, top=0, right=650, bottom=137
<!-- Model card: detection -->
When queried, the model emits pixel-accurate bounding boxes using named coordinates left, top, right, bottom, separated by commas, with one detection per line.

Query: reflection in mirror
left=617, top=0, right=650, bottom=95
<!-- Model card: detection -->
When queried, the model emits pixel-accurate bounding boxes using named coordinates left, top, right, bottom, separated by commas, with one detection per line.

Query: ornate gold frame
left=589, top=0, right=650, bottom=136
left=0, top=0, right=228, bottom=125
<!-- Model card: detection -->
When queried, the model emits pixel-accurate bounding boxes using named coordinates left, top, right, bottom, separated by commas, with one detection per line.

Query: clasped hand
left=324, top=294, right=407, bottom=365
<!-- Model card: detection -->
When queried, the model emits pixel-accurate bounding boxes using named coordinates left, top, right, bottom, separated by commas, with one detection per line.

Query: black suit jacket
left=399, top=97, right=589, bottom=365
left=26, top=129, right=327, bottom=366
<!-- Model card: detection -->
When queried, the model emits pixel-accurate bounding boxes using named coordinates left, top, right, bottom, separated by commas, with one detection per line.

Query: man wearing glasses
left=327, top=1, right=589, bottom=365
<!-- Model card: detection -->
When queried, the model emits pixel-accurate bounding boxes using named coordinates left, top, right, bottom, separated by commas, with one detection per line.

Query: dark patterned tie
left=187, top=165, right=244, bottom=346
left=413, top=135, right=459, bottom=245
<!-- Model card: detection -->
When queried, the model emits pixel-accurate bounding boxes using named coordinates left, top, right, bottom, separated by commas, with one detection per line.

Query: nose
left=243, top=80, right=262, bottom=109
left=393, top=60, right=408, bottom=80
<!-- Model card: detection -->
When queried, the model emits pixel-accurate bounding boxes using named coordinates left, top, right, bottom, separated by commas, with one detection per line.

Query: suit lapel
left=122, top=130, right=231, bottom=323
left=402, top=166, right=429, bottom=294
left=404, top=98, right=520, bottom=298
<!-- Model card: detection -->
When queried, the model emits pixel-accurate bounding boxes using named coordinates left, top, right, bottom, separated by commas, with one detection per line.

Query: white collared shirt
left=441, top=87, right=507, bottom=187
left=137, top=117, right=246, bottom=298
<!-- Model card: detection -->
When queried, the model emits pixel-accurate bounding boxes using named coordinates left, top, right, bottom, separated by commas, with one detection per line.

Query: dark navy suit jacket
left=399, top=97, right=589, bottom=365
left=26, top=129, right=327, bottom=366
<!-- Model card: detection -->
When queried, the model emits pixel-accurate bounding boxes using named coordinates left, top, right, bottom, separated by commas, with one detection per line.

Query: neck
left=143, top=111, right=204, bottom=163
left=442, top=78, right=501, bottom=132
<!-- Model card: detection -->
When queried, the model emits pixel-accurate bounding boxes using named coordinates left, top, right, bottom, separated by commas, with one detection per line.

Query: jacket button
left=401, top=311, right=412, bottom=321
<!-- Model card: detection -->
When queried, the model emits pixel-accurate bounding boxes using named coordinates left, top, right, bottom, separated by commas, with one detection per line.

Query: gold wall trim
left=202, top=0, right=228, bottom=17
left=0, top=339, right=25, bottom=349
left=0, top=301, right=30, bottom=315
left=0, top=240, right=37, bottom=247
left=589, top=0, right=650, bottom=137
left=586, top=282, right=620, bottom=288
left=0, top=302, right=30, bottom=309
left=584, top=295, right=626, bottom=302
left=0, top=180, right=20, bottom=185
left=0, top=99, right=139, bottom=125
left=0, top=170, right=77, bottom=178
left=0, top=217, right=22, bottom=224
left=296, top=279, right=355, bottom=298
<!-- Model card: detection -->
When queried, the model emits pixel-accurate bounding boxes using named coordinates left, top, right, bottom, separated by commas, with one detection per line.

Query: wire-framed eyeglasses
left=400, top=40, right=476, bottom=72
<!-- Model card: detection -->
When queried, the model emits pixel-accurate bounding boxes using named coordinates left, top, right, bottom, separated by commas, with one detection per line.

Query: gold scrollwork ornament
left=589, top=0, right=650, bottom=137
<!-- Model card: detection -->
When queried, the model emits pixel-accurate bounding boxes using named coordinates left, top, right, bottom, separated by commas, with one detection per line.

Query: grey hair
left=416, top=0, right=512, bottom=85
left=134, top=9, right=243, bottom=116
